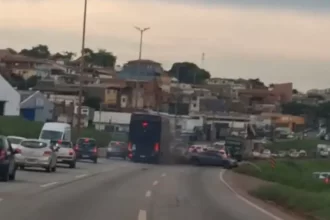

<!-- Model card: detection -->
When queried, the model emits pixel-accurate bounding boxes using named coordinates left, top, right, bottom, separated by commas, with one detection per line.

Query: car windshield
left=77, top=138, right=96, bottom=146
left=21, top=140, right=48, bottom=149
left=40, top=130, right=63, bottom=141
left=8, top=137, right=24, bottom=144
left=58, top=142, right=72, bottom=148
left=109, top=142, right=125, bottom=148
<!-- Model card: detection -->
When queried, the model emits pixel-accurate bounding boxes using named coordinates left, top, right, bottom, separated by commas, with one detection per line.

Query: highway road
left=0, top=159, right=296, bottom=220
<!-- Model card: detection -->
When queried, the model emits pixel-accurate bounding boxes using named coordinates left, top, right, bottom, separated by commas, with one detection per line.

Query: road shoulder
left=222, top=170, right=305, bottom=220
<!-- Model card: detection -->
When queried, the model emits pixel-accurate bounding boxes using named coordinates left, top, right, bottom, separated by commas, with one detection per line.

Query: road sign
left=269, top=157, right=276, bottom=169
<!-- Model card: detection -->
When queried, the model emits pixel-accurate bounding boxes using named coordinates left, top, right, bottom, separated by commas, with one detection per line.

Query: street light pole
left=134, top=26, right=150, bottom=109
left=77, top=0, right=88, bottom=134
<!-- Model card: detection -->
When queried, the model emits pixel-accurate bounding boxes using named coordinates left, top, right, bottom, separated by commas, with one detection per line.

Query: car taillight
left=92, top=147, right=98, bottom=153
left=128, top=142, right=132, bottom=151
left=154, top=143, right=160, bottom=152
left=69, top=150, right=74, bottom=156
left=0, top=149, right=6, bottom=160
left=74, top=145, right=79, bottom=151
left=43, top=151, right=51, bottom=156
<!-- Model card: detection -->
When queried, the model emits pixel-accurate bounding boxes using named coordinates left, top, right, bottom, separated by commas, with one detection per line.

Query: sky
left=0, top=0, right=330, bottom=91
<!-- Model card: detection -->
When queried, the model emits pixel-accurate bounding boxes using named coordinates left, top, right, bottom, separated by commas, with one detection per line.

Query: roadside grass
left=0, top=116, right=127, bottom=147
left=235, top=159, right=330, bottom=220
left=250, top=184, right=330, bottom=220
left=235, top=160, right=330, bottom=192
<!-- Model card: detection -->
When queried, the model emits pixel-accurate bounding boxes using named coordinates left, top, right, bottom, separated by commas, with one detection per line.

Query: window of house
left=193, top=104, right=197, bottom=107
left=122, top=98, right=126, bottom=102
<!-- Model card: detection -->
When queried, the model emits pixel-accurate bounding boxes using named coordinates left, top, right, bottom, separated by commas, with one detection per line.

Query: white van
left=39, top=122, right=71, bottom=142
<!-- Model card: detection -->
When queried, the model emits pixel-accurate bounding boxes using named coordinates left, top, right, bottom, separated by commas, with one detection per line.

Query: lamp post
left=77, top=0, right=88, bottom=134
left=133, top=26, right=150, bottom=108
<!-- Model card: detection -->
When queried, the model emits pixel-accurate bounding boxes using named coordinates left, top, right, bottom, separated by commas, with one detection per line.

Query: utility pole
left=77, top=0, right=88, bottom=134
left=134, top=26, right=150, bottom=109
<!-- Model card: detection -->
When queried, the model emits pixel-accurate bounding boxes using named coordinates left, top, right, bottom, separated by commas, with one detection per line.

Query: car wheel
left=93, top=158, right=98, bottom=164
left=45, top=165, right=51, bottom=172
left=69, top=161, right=76, bottom=168
left=19, top=165, right=25, bottom=170
left=9, top=168, right=16, bottom=181
left=191, top=158, right=200, bottom=166
left=223, top=162, right=231, bottom=169
left=51, top=166, right=56, bottom=172
left=1, top=167, right=10, bottom=182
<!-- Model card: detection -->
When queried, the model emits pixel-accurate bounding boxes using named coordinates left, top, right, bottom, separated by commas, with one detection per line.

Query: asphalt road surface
left=0, top=158, right=295, bottom=220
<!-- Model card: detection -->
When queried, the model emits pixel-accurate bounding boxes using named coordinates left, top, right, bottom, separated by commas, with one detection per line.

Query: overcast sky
left=0, top=0, right=329, bottom=91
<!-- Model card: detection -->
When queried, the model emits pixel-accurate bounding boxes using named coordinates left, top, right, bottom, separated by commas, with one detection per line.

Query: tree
left=19, top=44, right=51, bottom=59
left=281, top=102, right=312, bottom=116
left=80, top=48, right=116, bottom=68
left=248, top=78, right=266, bottom=89
left=6, top=48, right=17, bottom=54
left=51, top=51, right=76, bottom=61
left=168, top=62, right=210, bottom=84
left=83, top=96, right=102, bottom=110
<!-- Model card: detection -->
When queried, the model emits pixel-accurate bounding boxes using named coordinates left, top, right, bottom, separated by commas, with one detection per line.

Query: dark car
left=74, top=138, right=98, bottom=164
left=106, top=141, right=128, bottom=159
left=0, top=136, right=20, bottom=181
left=190, top=150, right=237, bottom=169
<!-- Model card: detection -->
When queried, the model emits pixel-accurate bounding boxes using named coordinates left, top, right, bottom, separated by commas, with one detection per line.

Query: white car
left=7, top=136, right=26, bottom=150
left=15, top=139, right=59, bottom=172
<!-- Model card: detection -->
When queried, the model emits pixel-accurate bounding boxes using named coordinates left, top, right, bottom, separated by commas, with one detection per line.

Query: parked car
left=0, top=135, right=20, bottom=181
left=15, top=139, right=59, bottom=172
left=107, top=141, right=128, bottom=159
left=55, top=140, right=76, bottom=168
left=74, top=138, right=98, bottom=163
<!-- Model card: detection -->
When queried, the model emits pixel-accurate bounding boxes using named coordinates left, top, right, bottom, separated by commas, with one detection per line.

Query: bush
left=0, top=116, right=125, bottom=147
left=251, top=184, right=330, bottom=220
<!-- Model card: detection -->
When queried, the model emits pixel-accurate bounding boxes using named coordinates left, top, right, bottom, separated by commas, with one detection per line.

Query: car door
left=203, top=151, right=220, bottom=165
left=4, top=138, right=15, bottom=174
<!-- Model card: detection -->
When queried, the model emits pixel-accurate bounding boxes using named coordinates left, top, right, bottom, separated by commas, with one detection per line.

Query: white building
left=0, top=75, right=20, bottom=116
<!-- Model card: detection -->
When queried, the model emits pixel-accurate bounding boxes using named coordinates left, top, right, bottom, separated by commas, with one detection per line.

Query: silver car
left=55, top=141, right=77, bottom=168
left=15, top=139, right=59, bottom=172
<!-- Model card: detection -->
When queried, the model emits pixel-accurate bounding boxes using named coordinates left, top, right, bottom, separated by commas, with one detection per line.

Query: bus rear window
left=129, top=119, right=160, bottom=142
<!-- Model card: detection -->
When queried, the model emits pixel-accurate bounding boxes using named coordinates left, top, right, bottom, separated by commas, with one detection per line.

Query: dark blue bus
left=128, top=112, right=171, bottom=164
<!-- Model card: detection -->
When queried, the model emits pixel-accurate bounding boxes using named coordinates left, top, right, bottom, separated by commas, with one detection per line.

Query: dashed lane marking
left=138, top=210, right=147, bottom=220
left=152, top=180, right=158, bottom=186
left=161, top=173, right=166, bottom=177
left=75, top=174, right=88, bottom=179
left=145, top=190, right=152, bottom=198
left=40, top=182, right=58, bottom=188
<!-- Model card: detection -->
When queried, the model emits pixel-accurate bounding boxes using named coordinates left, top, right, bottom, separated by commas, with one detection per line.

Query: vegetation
left=168, top=62, right=211, bottom=84
left=16, top=44, right=117, bottom=68
left=235, top=159, right=330, bottom=219
left=0, top=116, right=127, bottom=147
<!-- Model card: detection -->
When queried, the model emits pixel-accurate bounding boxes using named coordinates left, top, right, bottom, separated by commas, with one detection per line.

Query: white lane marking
left=161, top=173, right=166, bottom=177
left=219, top=170, right=283, bottom=220
left=138, top=209, right=147, bottom=220
left=152, top=180, right=158, bottom=186
left=40, top=182, right=58, bottom=188
left=75, top=174, right=88, bottom=179
left=145, top=190, right=152, bottom=198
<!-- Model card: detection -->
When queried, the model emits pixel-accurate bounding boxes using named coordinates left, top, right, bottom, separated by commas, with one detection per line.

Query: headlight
left=107, top=148, right=112, bottom=152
